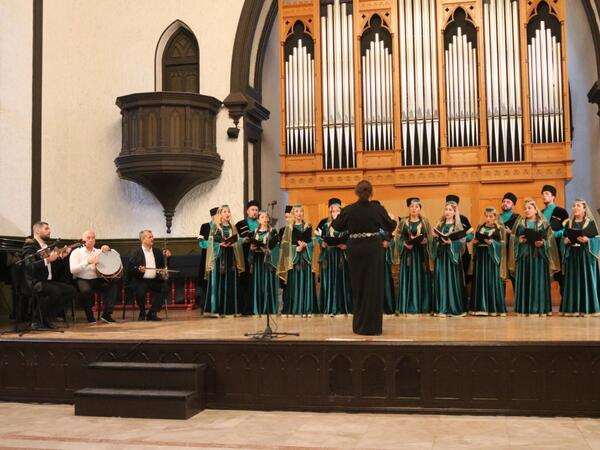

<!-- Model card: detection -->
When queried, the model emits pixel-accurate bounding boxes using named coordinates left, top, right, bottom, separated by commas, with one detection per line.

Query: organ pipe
left=279, top=0, right=569, bottom=172
left=445, top=25, right=479, bottom=148
left=284, top=28, right=316, bottom=155
left=361, top=21, right=394, bottom=151
left=528, top=19, right=564, bottom=144
left=484, top=0, right=523, bottom=162
left=321, top=0, right=356, bottom=169
left=399, top=0, right=439, bottom=165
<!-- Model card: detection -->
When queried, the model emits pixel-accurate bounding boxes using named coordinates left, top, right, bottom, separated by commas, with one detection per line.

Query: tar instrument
left=95, top=251, right=123, bottom=281
left=39, top=240, right=83, bottom=258
left=136, top=266, right=179, bottom=280
left=157, top=267, right=179, bottom=278
left=161, top=238, right=172, bottom=279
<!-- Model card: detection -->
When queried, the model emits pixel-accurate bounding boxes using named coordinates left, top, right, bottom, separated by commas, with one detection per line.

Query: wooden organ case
left=279, top=0, right=572, bottom=222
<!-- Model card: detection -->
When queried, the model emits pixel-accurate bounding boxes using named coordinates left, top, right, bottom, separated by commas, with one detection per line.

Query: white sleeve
left=69, top=250, right=88, bottom=276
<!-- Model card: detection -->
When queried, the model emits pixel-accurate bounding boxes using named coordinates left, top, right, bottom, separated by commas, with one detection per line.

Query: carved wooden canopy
left=115, top=91, right=224, bottom=233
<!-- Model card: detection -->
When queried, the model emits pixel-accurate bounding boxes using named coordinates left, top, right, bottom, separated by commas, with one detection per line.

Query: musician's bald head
left=82, top=230, right=96, bottom=248
left=82, top=230, right=96, bottom=239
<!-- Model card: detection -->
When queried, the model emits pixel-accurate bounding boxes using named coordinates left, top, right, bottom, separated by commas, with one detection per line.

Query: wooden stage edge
left=1, top=313, right=600, bottom=417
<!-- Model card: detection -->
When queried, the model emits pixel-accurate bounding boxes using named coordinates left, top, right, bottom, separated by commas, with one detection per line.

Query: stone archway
left=224, top=0, right=276, bottom=207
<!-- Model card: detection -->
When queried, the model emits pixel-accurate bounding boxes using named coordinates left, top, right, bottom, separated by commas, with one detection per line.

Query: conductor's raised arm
left=376, top=204, right=397, bottom=232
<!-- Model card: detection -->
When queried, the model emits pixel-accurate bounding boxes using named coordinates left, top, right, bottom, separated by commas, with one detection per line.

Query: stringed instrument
left=161, top=237, right=173, bottom=280
left=38, top=240, right=84, bottom=259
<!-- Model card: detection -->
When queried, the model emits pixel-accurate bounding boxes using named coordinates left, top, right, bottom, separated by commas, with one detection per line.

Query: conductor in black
left=331, top=180, right=396, bottom=335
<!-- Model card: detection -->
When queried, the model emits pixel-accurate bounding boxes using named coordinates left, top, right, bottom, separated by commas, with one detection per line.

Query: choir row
left=198, top=185, right=600, bottom=318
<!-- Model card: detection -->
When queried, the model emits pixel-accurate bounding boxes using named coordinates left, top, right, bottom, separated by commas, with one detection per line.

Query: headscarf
left=394, top=197, right=434, bottom=270
left=323, top=202, right=343, bottom=234
left=568, top=198, right=597, bottom=228
left=277, top=204, right=318, bottom=282
left=205, top=205, right=244, bottom=276
left=472, top=207, right=507, bottom=279
left=564, top=199, right=600, bottom=263
left=251, top=210, right=279, bottom=270
left=519, top=198, right=546, bottom=229
left=435, top=201, right=464, bottom=232
left=477, top=207, right=504, bottom=233
left=508, top=198, right=560, bottom=276
left=254, top=210, right=273, bottom=238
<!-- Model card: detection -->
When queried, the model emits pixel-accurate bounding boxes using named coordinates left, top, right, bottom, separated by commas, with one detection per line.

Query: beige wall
left=3, top=0, right=600, bottom=239
left=566, top=0, right=600, bottom=210
left=0, top=1, right=32, bottom=235
left=40, top=0, right=244, bottom=239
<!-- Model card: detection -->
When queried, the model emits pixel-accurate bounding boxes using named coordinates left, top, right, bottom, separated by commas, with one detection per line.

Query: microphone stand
left=267, top=200, right=279, bottom=228
left=244, top=236, right=299, bottom=340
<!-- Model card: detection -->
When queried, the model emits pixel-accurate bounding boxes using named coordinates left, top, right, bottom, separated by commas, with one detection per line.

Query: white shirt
left=35, top=237, right=52, bottom=281
left=69, top=246, right=102, bottom=280
left=142, top=246, right=157, bottom=279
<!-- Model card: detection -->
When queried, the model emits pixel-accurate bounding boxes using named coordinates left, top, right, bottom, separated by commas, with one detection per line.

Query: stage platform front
left=1, top=312, right=600, bottom=417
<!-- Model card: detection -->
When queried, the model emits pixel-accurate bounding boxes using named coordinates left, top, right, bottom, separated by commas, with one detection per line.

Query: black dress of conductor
left=331, top=180, right=396, bottom=335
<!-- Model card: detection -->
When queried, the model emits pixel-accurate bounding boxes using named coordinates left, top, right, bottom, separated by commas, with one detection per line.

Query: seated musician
left=69, top=230, right=120, bottom=324
left=127, top=229, right=171, bottom=321
left=22, top=221, right=78, bottom=329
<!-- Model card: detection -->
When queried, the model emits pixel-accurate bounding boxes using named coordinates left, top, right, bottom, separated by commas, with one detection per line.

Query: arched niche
left=155, top=20, right=199, bottom=93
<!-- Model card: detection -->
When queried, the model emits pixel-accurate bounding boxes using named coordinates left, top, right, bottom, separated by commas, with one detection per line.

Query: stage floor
left=2, top=309, right=600, bottom=342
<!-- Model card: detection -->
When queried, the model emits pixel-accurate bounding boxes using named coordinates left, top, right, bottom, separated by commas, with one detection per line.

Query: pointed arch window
left=162, top=27, right=199, bottom=92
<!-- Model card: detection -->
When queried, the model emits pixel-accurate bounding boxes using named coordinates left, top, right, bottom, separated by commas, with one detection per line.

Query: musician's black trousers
left=39, top=281, right=77, bottom=319
left=133, top=279, right=165, bottom=313
left=76, top=278, right=119, bottom=316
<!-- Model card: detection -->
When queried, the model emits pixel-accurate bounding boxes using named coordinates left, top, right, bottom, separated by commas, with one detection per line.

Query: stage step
left=74, top=388, right=200, bottom=419
left=74, top=362, right=206, bottom=419
left=87, top=362, right=205, bottom=391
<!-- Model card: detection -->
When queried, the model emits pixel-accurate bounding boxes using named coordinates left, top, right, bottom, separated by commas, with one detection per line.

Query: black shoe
left=146, top=312, right=162, bottom=321
left=85, top=310, right=96, bottom=323
left=138, top=311, right=146, bottom=321
left=42, top=320, right=57, bottom=330
left=101, top=314, right=115, bottom=323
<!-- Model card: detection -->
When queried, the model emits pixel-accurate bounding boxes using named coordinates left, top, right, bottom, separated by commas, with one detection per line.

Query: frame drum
left=95, top=251, right=123, bottom=281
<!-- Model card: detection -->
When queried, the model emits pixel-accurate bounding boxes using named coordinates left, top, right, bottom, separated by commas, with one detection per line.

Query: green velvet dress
left=204, top=225, right=241, bottom=315
left=395, top=219, right=432, bottom=314
left=318, top=222, right=352, bottom=315
left=282, top=224, right=319, bottom=315
left=470, top=225, right=506, bottom=316
left=433, top=223, right=466, bottom=317
left=511, top=220, right=556, bottom=315
left=249, top=229, right=280, bottom=315
left=560, top=219, right=600, bottom=316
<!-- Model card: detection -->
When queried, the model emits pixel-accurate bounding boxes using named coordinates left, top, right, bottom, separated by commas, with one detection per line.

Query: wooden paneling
left=1, top=339, right=600, bottom=416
